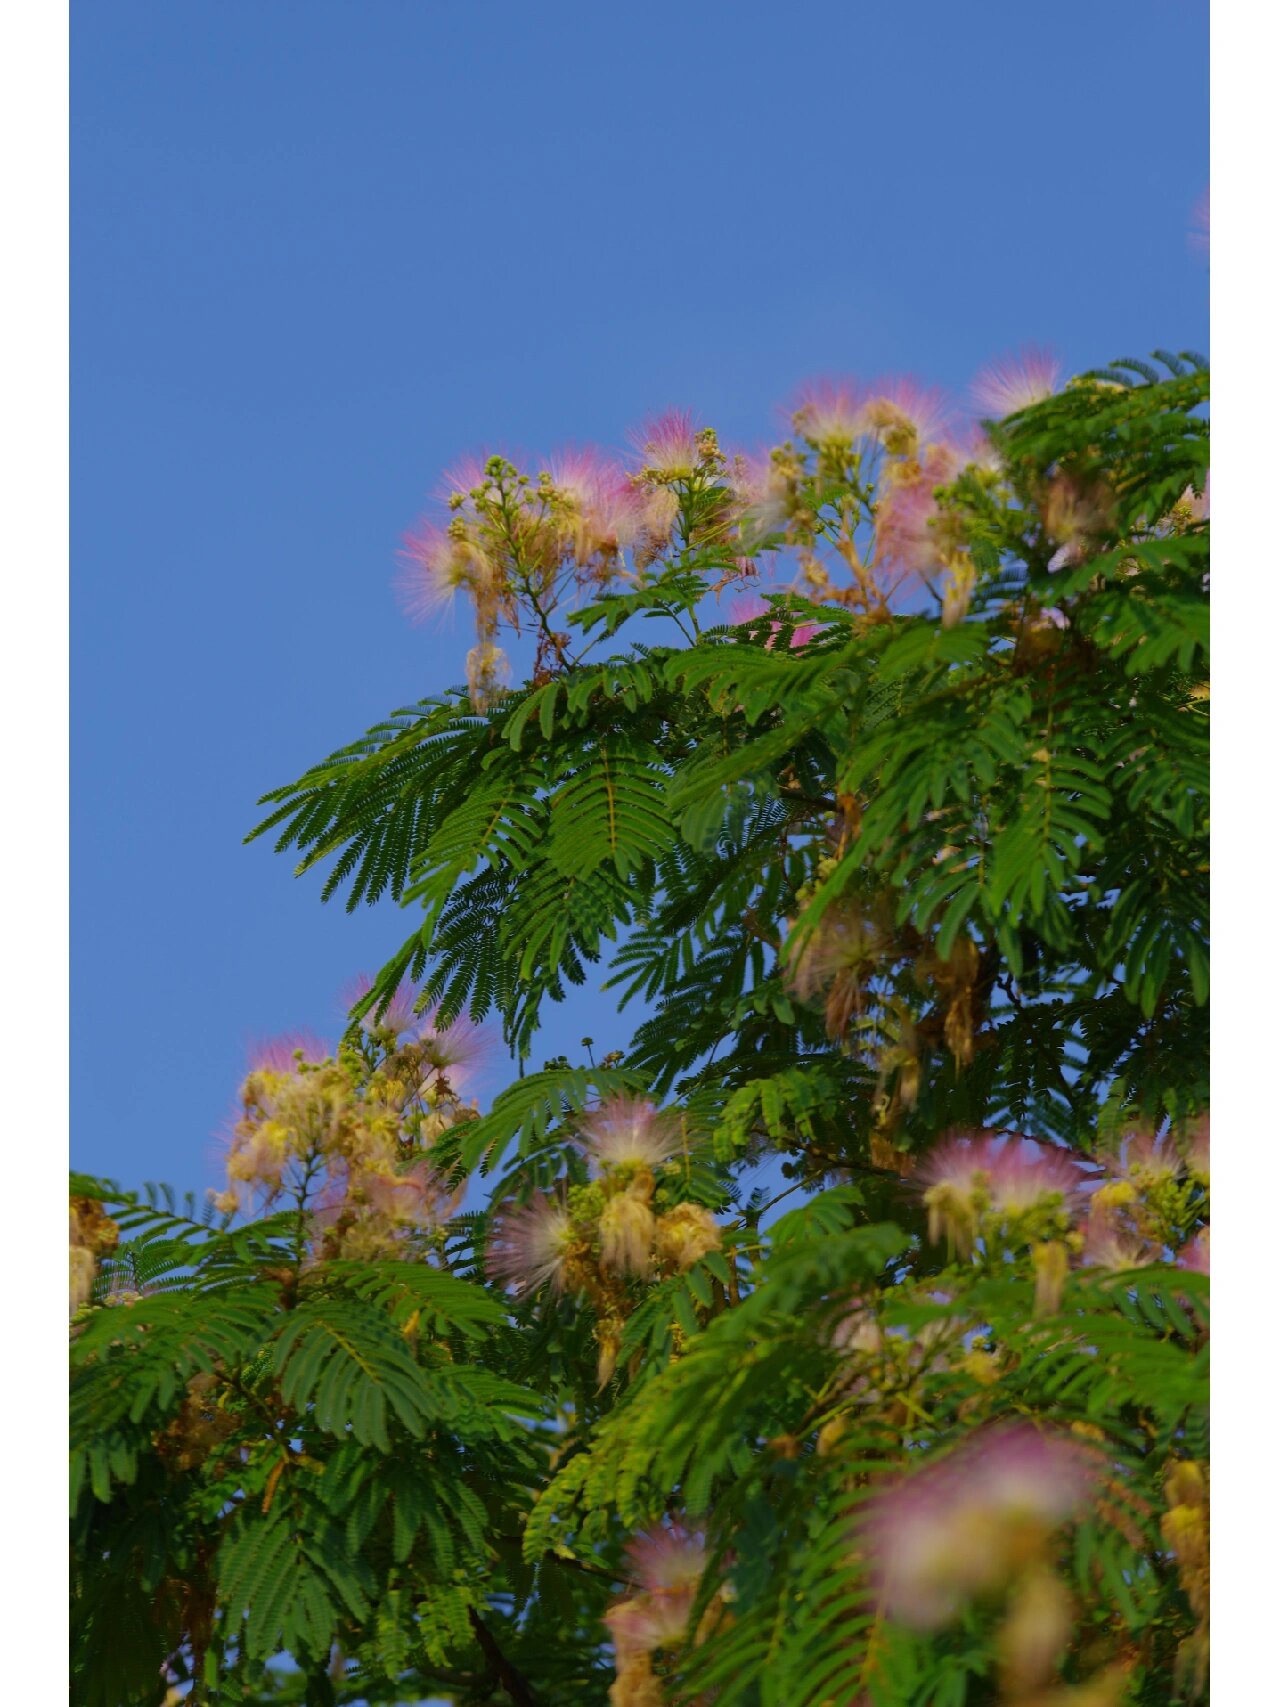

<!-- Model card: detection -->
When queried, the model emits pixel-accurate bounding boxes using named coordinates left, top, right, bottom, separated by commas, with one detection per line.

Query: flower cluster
left=858, top=1423, right=1099, bottom=1635
left=487, top=1097, right=722, bottom=1383
left=397, top=348, right=1103, bottom=703
left=605, top=1524, right=726, bottom=1707
left=69, top=1195, right=119, bottom=1317
left=1083, top=1119, right=1209, bottom=1275
left=399, top=421, right=738, bottom=707
left=213, top=979, right=485, bottom=1263
left=909, top=1123, right=1208, bottom=1309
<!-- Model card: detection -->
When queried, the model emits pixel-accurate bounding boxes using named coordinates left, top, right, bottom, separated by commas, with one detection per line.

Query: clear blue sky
left=72, top=0, right=1208, bottom=1195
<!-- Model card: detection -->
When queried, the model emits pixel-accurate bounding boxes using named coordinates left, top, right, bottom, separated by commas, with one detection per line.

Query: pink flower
left=605, top=1524, right=709, bottom=1656
left=729, top=591, right=818, bottom=649
left=630, top=410, right=701, bottom=478
left=859, top=1424, right=1098, bottom=1630
left=437, top=453, right=496, bottom=504
left=1107, top=1129, right=1183, bottom=1187
left=730, top=447, right=794, bottom=540
left=359, top=1160, right=460, bottom=1226
left=547, top=446, right=673, bottom=574
left=986, top=1140, right=1089, bottom=1215
left=577, top=1097, right=681, bottom=1173
left=344, top=974, right=423, bottom=1041
left=626, top=1523, right=708, bottom=1598
left=919, top=1134, right=1088, bottom=1255
left=247, top=1033, right=331, bottom=1075
left=1082, top=1205, right=1154, bottom=1272
left=1178, top=1227, right=1209, bottom=1275
left=875, top=443, right=963, bottom=579
left=859, top=377, right=952, bottom=450
left=396, top=523, right=493, bottom=623
left=791, top=377, right=864, bottom=448
left=971, top=347, right=1062, bottom=419
left=486, top=1194, right=576, bottom=1295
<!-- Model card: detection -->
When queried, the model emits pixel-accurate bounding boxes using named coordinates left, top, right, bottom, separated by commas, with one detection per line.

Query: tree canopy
left=71, top=348, right=1209, bottom=1707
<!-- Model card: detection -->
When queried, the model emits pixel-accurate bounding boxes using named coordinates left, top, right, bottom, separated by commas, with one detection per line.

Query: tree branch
left=468, top=1609, right=540, bottom=1707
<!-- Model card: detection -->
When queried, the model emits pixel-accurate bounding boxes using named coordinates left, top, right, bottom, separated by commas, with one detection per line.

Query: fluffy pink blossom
left=437, top=453, right=497, bottom=504
left=859, top=1424, right=1098, bottom=1630
left=1107, top=1129, right=1183, bottom=1187
left=247, top=1033, right=331, bottom=1075
left=859, top=377, right=952, bottom=449
left=345, top=974, right=424, bottom=1040
left=626, top=1523, right=708, bottom=1597
left=971, top=347, right=1062, bottom=419
left=875, top=443, right=963, bottom=578
left=396, top=523, right=493, bottom=624
left=549, top=448, right=646, bottom=555
left=987, top=1140, right=1089, bottom=1214
left=576, top=1097, right=681, bottom=1173
left=359, top=1160, right=460, bottom=1225
left=630, top=410, right=701, bottom=477
left=486, top=1194, right=576, bottom=1295
left=605, top=1525, right=709, bottom=1656
left=919, top=1134, right=1088, bottom=1254
left=791, top=378, right=864, bottom=448
left=1178, top=1227, right=1209, bottom=1275
left=1082, top=1206, right=1154, bottom=1272
left=730, top=447, right=792, bottom=537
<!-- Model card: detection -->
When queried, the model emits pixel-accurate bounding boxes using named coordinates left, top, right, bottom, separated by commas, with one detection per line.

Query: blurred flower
left=988, top=1141, right=1089, bottom=1216
left=1178, top=1227, right=1209, bottom=1275
left=730, top=448, right=793, bottom=538
left=631, top=409, right=701, bottom=478
left=465, top=641, right=509, bottom=712
left=549, top=447, right=652, bottom=570
left=396, top=522, right=494, bottom=623
left=577, top=1098, right=681, bottom=1175
left=971, top=347, right=1062, bottom=418
left=998, top=1565, right=1074, bottom=1695
left=247, top=1032, right=331, bottom=1074
left=791, top=378, right=864, bottom=448
left=859, top=1424, right=1098, bottom=1630
left=487, top=1194, right=576, bottom=1296
left=859, top=377, right=952, bottom=454
left=1081, top=1204, right=1154, bottom=1272
left=831, top=1301, right=884, bottom=1355
left=345, top=974, right=423, bottom=1041
left=70, top=1243, right=95, bottom=1316
left=1106, top=1128, right=1184, bottom=1187
left=606, top=1524, right=708, bottom=1657
left=599, top=1193, right=656, bottom=1276
left=1044, top=473, right=1113, bottom=566
left=628, top=1522, right=708, bottom=1598
left=875, top=443, right=964, bottom=579
left=653, top=1202, right=721, bottom=1272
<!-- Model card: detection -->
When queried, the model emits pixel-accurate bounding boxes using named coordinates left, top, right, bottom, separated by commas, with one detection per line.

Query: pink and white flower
left=630, top=410, right=702, bottom=478
left=577, top=1098, right=681, bottom=1174
left=247, top=1032, right=331, bottom=1075
left=859, top=377, right=952, bottom=450
left=859, top=1424, right=1098, bottom=1630
left=486, top=1194, right=576, bottom=1296
left=971, top=347, right=1062, bottom=419
left=791, top=378, right=864, bottom=448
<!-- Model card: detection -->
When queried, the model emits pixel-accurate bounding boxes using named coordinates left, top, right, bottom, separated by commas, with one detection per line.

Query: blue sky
left=72, top=0, right=1208, bottom=1194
